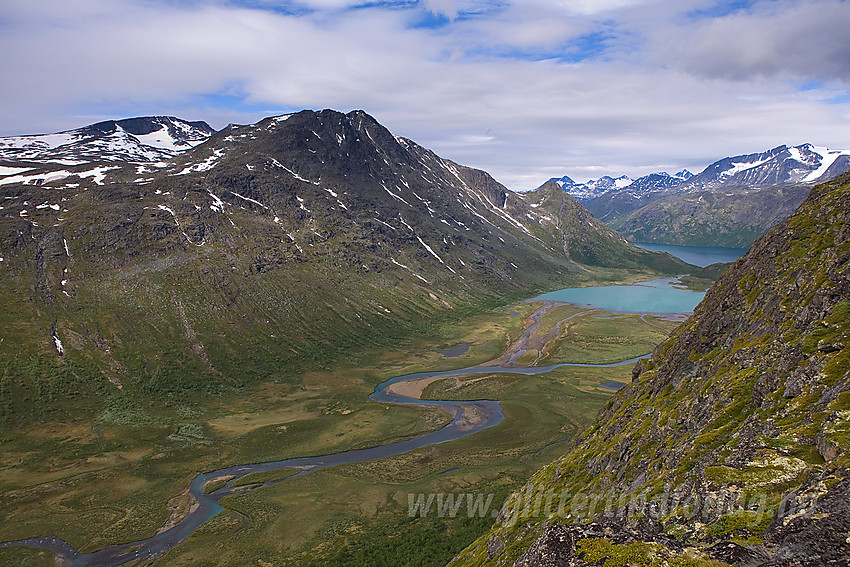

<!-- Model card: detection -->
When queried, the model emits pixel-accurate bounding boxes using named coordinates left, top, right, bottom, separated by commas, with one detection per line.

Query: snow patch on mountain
left=720, top=156, right=772, bottom=178
left=803, top=145, right=850, bottom=182
left=0, top=117, right=215, bottom=165
left=551, top=174, right=634, bottom=201
left=548, top=142, right=849, bottom=207
left=134, top=127, right=208, bottom=151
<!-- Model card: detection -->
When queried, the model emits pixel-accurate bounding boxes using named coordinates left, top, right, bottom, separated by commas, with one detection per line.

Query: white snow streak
left=296, top=196, right=311, bottom=212
left=373, top=217, right=396, bottom=230
left=177, top=149, right=225, bottom=175
left=390, top=258, right=429, bottom=283
left=53, top=334, right=64, bottom=354
left=0, top=166, right=33, bottom=176
left=415, top=234, right=447, bottom=266
left=786, top=146, right=805, bottom=163
left=381, top=183, right=411, bottom=206
left=230, top=191, right=268, bottom=209
left=270, top=158, right=319, bottom=185
left=208, top=191, right=226, bottom=213
left=721, top=157, right=771, bottom=178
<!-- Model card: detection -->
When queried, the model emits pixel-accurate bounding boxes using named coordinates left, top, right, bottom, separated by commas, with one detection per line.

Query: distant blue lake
left=634, top=242, right=747, bottom=267
left=535, top=278, right=704, bottom=315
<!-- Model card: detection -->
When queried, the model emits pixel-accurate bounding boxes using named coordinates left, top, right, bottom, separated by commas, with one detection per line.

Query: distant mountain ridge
left=0, top=116, right=215, bottom=165
left=682, top=143, right=850, bottom=190
left=549, top=143, right=850, bottom=248
left=551, top=170, right=693, bottom=202
left=547, top=143, right=849, bottom=205
left=551, top=174, right=633, bottom=201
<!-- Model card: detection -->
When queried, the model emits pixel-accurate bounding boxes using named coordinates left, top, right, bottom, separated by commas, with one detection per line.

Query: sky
left=1, top=0, right=849, bottom=189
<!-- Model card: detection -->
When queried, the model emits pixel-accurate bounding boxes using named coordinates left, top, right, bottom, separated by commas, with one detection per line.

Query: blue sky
left=1, top=0, right=849, bottom=188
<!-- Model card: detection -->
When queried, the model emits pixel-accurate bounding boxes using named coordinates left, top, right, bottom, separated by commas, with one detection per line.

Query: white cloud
left=423, top=0, right=458, bottom=19
left=649, top=0, right=850, bottom=81
left=547, top=0, right=663, bottom=15
left=0, top=0, right=848, bottom=189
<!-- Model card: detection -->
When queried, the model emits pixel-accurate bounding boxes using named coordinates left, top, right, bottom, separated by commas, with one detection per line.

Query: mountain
left=0, top=109, right=687, bottom=422
left=682, top=144, right=850, bottom=191
left=550, top=174, right=633, bottom=201
left=575, top=170, right=692, bottom=223
left=452, top=173, right=850, bottom=566
left=0, top=116, right=215, bottom=165
left=584, top=144, right=850, bottom=247
left=611, top=185, right=812, bottom=248
left=549, top=171, right=694, bottom=204
left=626, top=169, right=693, bottom=195
left=520, top=180, right=675, bottom=267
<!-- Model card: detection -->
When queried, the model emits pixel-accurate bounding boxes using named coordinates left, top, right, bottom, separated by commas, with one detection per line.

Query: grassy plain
left=0, top=300, right=680, bottom=567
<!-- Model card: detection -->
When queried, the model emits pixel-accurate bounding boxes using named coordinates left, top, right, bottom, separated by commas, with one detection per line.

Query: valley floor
left=0, top=295, right=681, bottom=567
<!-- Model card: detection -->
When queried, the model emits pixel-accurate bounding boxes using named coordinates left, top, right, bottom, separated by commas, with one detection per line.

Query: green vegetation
left=0, top=293, right=681, bottom=566
left=606, top=185, right=810, bottom=248
left=574, top=538, right=730, bottom=567
left=537, top=311, right=677, bottom=365
left=707, top=510, right=772, bottom=538
left=677, top=263, right=731, bottom=292
left=230, top=469, right=298, bottom=488
left=577, top=538, right=664, bottom=566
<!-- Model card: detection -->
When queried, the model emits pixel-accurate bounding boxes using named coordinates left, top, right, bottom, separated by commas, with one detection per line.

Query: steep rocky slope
left=453, top=173, right=850, bottom=566
left=0, top=109, right=686, bottom=424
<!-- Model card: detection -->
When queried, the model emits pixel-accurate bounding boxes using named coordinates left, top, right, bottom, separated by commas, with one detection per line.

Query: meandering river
left=1, top=284, right=702, bottom=566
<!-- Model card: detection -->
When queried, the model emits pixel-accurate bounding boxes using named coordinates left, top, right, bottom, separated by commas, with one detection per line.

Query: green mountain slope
left=452, top=173, right=850, bottom=566
left=521, top=180, right=685, bottom=270
left=611, top=185, right=810, bottom=248
left=0, top=109, right=688, bottom=425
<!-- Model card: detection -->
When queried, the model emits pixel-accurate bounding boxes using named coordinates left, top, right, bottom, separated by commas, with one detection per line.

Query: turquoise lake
left=633, top=242, right=748, bottom=267
left=535, top=278, right=705, bottom=315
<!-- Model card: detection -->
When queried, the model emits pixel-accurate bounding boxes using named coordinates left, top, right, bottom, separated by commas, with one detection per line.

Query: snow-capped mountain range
left=548, top=143, right=850, bottom=203
left=0, top=110, right=676, bottom=370
left=680, top=143, right=850, bottom=191
left=570, top=143, right=850, bottom=248
left=552, top=174, right=632, bottom=201
left=553, top=170, right=694, bottom=201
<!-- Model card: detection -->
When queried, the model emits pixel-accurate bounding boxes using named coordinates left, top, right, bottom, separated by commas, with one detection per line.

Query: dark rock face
left=512, top=525, right=576, bottom=567
left=762, top=476, right=850, bottom=566
left=512, top=519, right=681, bottom=567
left=705, top=542, right=771, bottom=566
left=452, top=174, right=850, bottom=566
